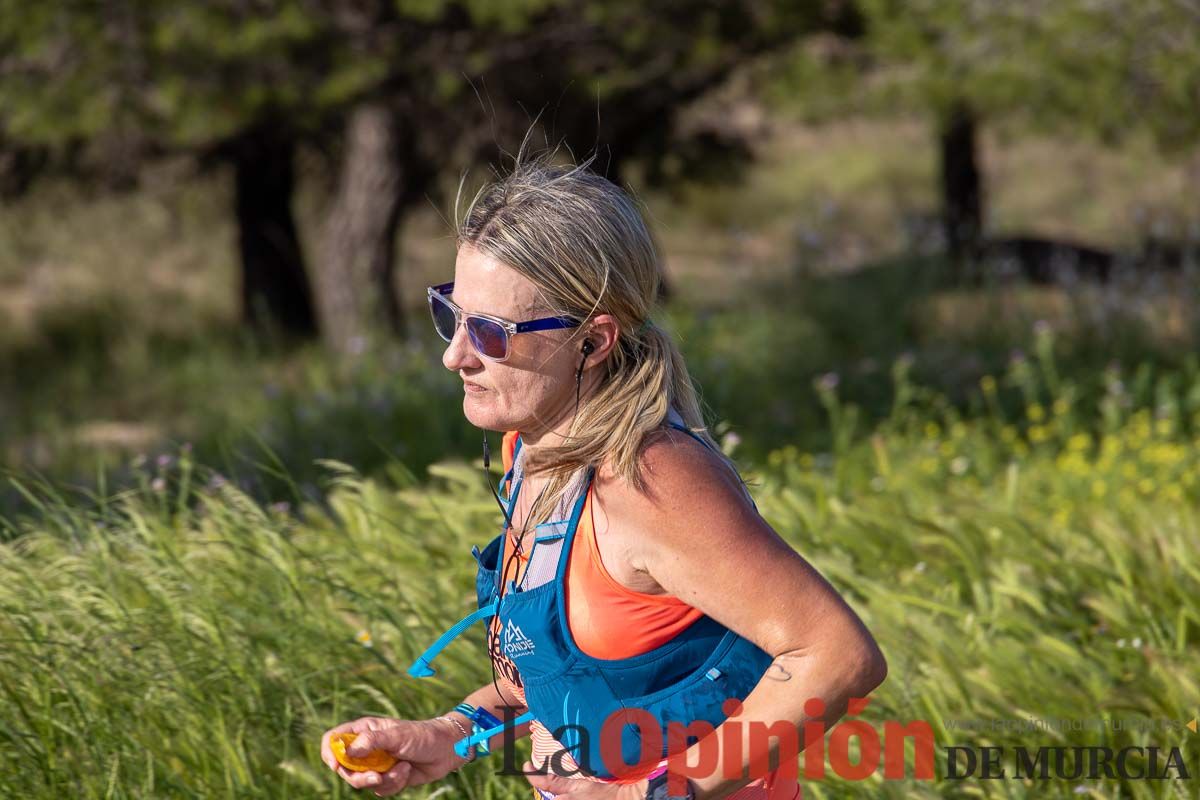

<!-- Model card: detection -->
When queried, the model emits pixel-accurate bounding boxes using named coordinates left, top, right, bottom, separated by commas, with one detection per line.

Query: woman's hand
left=320, top=716, right=469, bottom=796
left=522, top=762, right=651, bottom=800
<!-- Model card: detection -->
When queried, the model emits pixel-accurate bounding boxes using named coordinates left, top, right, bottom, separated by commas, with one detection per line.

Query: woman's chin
left=463, top=396, right=521, bottom=433
left=462, top=394, right=498, bottom=429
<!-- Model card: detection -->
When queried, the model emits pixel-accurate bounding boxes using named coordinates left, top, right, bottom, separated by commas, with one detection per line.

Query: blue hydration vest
left=408, top=419, right=774, bottom=779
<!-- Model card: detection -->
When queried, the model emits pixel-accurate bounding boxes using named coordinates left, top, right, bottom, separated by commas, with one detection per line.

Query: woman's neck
left=515, top=371, right=604, bottom=452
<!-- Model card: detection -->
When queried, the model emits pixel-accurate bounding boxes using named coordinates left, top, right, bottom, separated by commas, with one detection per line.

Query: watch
left=645, top=771, right=696, bottom=800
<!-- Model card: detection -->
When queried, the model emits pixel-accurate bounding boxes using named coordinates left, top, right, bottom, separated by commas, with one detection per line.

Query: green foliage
left=0, top=1, right=132, bottom=142
left=395, top=0, right=450, bottom=24
left=3, top=342, right=1198, bottom=797
left=753, top=365, right=1200, bottom=796
left=0, top=0, right=562, bottom=153
left=462, top=0, right=559, bottom=32
left=0, top=457, right=525, bottom=797
left=0, top=0, right=830, bottom=155
left=763, top=0, right=1200, bottom=152
left=1027, top=2, right=1200, bottom=151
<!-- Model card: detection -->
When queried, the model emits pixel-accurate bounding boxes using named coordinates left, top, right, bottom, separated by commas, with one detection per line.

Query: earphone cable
left=480, top=344, right=591, bottom=721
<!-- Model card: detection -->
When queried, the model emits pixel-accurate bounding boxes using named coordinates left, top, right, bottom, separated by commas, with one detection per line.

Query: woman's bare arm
left=597, top=431, right=888, bottom=799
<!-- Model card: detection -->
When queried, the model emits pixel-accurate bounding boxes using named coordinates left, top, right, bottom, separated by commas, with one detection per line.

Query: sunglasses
left=427, top=282, right=581, bottom=362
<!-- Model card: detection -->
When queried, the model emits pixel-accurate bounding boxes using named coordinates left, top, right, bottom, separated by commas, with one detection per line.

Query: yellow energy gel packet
left=330, top=732, right=398, bottom=773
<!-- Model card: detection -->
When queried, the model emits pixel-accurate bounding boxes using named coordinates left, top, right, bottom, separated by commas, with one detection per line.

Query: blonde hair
left=455, top=142, right=734, bottom=530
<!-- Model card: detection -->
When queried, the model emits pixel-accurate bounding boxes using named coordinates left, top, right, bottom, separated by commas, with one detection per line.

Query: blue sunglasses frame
left=427, top=281, right=581, bottom=362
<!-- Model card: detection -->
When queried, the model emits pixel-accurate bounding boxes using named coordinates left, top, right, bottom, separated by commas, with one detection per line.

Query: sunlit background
left=1, top=2, right=1198, bottom=797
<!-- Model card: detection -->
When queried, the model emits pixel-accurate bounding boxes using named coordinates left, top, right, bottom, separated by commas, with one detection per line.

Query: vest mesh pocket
left=509, top=455, right=589, bottom=593
left=519, top=532, right=564, bottom=591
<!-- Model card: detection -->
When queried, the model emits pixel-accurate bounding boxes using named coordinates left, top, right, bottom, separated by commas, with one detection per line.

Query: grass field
left=2, top=335, right=1198, bottom=798
left=2, top=113, right=1199, bottom=797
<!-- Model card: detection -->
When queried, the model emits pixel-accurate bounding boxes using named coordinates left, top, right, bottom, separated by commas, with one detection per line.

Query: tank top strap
left=663, top=407, right=757, bottom=509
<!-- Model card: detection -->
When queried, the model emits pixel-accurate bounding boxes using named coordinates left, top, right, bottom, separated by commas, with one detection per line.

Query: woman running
left=321, top=150, right=887, bottom=799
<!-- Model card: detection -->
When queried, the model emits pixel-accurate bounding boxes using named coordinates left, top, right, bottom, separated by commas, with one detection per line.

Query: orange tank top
left=499, top=430, right=703, bottom=658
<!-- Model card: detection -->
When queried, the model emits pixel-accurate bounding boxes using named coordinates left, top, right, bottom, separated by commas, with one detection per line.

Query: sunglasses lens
left=429, top=293, right=457, bottom=342
left=467, top=317, right=509, bottom=360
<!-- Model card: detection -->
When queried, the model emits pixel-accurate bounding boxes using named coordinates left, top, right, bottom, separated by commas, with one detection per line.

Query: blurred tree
left=938, top=99, right=983, bottom=267
left=447, top=0, right=860, bottom=310
left=1024, top=1, right=1200, bottom=276
left=763, top=0, right=1200, bottom=279
left=474, top=2, right=833, bottom=184
left=1020, top=1, right=1200, bottom=149
left=0, top=134, right=48, bottom=199
left=222, top=124, right=318, bottom=336
left=0, top=0, right=853, bottom=352
left=268, top=0, right=860, bottom=351
left=0, top=0, right=362, bottom=337
left=771, top=0, right=1035, bottom=276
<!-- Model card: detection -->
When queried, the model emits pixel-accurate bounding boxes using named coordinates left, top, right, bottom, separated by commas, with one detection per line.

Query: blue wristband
left=452, top=703, right=504, bottom=756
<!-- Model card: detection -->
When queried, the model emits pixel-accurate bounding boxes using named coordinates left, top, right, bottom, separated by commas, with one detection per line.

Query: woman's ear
left=582, top=314, right=620, bottom=368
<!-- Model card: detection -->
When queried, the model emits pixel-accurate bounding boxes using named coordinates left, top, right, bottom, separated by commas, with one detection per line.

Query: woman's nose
left=441, top=319, right=481, bottom=371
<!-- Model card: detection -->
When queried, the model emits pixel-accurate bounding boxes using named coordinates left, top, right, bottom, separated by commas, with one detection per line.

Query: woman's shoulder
left=640, top=424, right=719, bottom=468
left=594, top=424, right=748, bottom=517
left=590, top=425, right=760, bottom=582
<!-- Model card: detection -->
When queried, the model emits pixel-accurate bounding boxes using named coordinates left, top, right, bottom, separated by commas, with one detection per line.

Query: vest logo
left=502, top=622, right=536, bottom=658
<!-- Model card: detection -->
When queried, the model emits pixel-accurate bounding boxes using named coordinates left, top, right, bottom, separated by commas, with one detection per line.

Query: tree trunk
left=232, top=127, right=317, bottom=338
left=314, top=102, right=404, bottom=355
left=0, top=139, right=47, bottom=199
left=939, top=101, right=984, bottom=277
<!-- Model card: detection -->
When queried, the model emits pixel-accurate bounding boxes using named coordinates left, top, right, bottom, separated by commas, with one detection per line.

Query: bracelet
left=435, top=713, right=476, bottom=763
left=451, top=702, right=503, bottom=757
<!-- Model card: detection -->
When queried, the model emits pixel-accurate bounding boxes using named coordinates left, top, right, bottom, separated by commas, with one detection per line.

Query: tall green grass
left=1, top=457, right=525, bottom=798
left=757, top=336, right=1200, bottom=798
left=3, top=332, right=1197, bottom=798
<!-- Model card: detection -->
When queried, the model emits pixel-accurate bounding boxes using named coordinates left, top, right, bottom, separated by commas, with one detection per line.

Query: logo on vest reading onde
left=503, top=622, right=536, bottom=658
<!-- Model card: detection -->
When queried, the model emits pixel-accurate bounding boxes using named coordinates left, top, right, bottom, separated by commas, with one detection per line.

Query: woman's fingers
left=322, top=717, right=436, bottom=794
left=348, top=720, right=427, bottom=761
left=336, top=764, right=388, bottom=791
left=334, top=761, right=412, bottom=795
left=320, top=720, right=365, bottom=771
left=345, top=726, right=399, bottom=758
left=371, top=761, right=414, bottom=797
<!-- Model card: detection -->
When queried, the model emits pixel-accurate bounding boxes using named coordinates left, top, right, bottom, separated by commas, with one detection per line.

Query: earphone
left=581, top=339, right=595, bottom=356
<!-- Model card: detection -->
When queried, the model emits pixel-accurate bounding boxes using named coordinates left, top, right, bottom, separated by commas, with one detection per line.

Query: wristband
left=450, top=703, right=504, bottom=757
